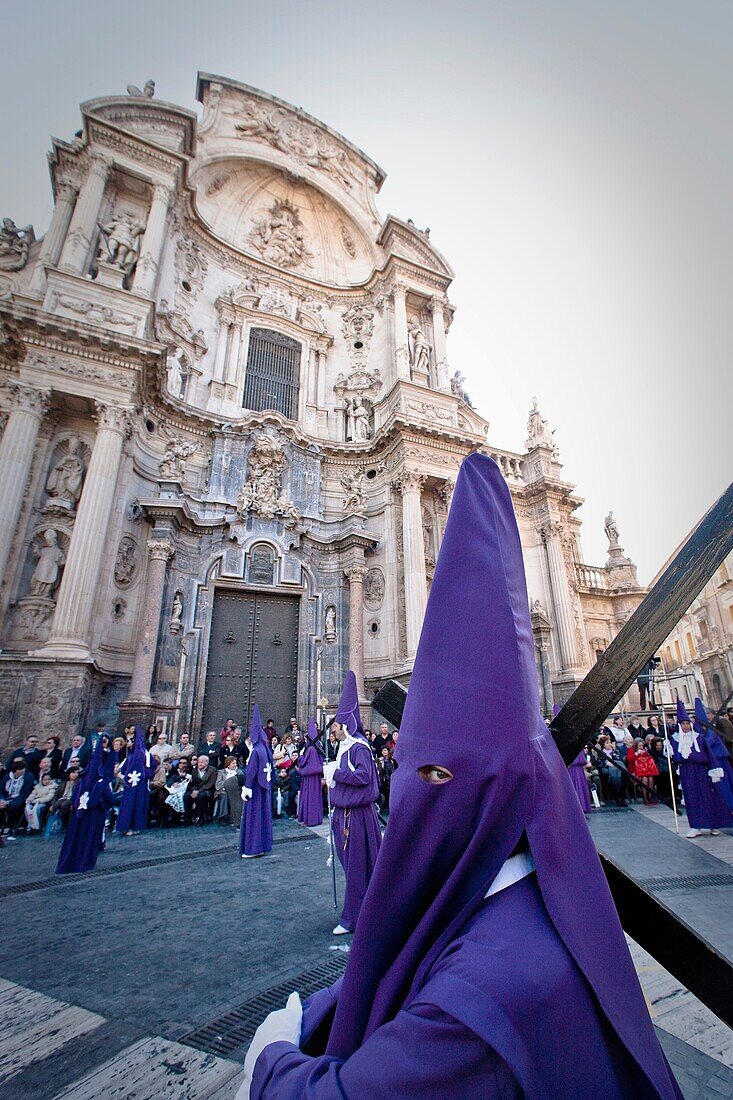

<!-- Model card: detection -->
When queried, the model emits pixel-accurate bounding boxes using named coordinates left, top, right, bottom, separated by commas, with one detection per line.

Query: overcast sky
left=2, top=0, right=730, bottom=582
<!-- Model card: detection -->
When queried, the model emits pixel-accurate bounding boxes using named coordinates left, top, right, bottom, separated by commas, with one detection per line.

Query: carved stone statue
left=345, top=396, right=371, bottom=442
left=45, top=436, right=85, bottom=512
left=159, top=438, right=196, bottom=482
left=166, top=347, right=188, bottom=399
left=408, top=320, right=431, bottom=376
left=324, top=604, right=336, bottom=643
left=247, top=200, right=312, bottom=271
left=97, top=212, right=145, bottom=274
left=114, top=537, right=138, bottom=587
left=30, top=529, right=65, bottom=597
left=341, top=468, right=367, bottom=515
left=604, top=511, right=620, bottom=548
left=236, top=433, right=300, bottom=526
left=450, top=370, right=474, bottom=408
left=170, top=591, right=183, bottom=633
left=0, top=218, right=34, bottom=271
left=526, top=399, right=554, bottom=448
left=364, top=567, right=385, bottom=607
left=127, top=80, right=155, bottom=98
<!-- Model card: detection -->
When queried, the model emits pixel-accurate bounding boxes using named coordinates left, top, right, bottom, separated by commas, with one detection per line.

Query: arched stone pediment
left=191, top=160, right=379, bottom=286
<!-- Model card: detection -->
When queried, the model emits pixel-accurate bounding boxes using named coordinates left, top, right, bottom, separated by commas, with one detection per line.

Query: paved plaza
left=1, top=808, right=732, bottom=1098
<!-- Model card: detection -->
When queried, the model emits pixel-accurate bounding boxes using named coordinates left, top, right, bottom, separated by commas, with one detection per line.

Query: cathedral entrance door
left=200, top=590, right=299, bottom=735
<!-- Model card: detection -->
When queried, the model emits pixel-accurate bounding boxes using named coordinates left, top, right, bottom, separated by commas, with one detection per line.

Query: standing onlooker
left=377, top=747, right=397, bottom=811
left=41, top=736, right=63, bottom=780
left=199, top=730, right=220, bottom=768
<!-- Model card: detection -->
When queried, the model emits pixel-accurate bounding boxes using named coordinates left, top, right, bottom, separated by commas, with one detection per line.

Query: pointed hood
left=334, top=671, right=364, bottom=737
left=305, top=717, right=322, bottom=750
left=676, top=698, right=692, bottom=725
left=324, top=453, right=678, bottom=1098
left=693, top=697, right=708, bottom=735
left=128, top=724, right=151, bottom=770
left=77, top=733, right=113, bottom=799
left=249, top=704, right=266, bottom=746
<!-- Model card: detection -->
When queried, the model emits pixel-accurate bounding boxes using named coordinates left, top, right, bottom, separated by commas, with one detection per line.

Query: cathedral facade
left=0, top=73, right=647, bottom=748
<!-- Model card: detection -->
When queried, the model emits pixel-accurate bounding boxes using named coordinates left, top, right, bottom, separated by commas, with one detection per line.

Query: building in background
left=0, top=73, right=649, bottom=747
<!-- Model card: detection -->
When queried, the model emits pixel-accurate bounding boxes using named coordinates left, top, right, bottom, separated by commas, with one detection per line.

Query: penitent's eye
left=418, top=765, right=454, bottom=785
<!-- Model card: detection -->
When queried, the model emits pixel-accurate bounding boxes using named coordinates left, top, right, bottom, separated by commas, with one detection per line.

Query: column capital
left=146, top=537, right=175, bottom=562
left=540, top=520, right=564, bottom=541
left=344, top=565, right=368, bottom=584
left=392, top=469, right=426, bottom=495
left=85, top=149, right=112, bottom=181
left=55, top=175, right=80, bottom=203
left=430, top=295, right=446, bottom=314
left=153, top=181, right=176, bottom=208
left=391, top=281, right=408, bottom=301
left=6, top=381, right=50, bottom=419
left=94, top=402, right=132, bottom=437
left=438, top=478, right=455, bottom=506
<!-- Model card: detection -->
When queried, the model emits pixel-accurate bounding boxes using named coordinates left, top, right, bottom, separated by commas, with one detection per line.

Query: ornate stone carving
left=126, top=79, right=155, bottom=98
left=111, top=597, right=127, bottom=622
left=0, top=218, right=34, bottom=271
left=234, top=98, right=356, bottom=189
left=248, top=543, right=275, bottom=584
left=526, top=399, right=554, bottom=449
left=147, top=537, right=175, bottom=562
left=333, top=366, right=382, bottom=401
left=406, top=399, right=453, bottom=424
left=393, top=469, right=426, bottom=495
left=53, top=295, right=137, bottom=329
left=324, top=604, right=336, bottom=643
left=95, top=402, right=132, bottom=435
left=258, top=284, right=296, bottom=317
left=170, top=591, right=183, bottom=633
left=408, top=318, right=431, bottom=379
left=345, top=565, right=368, bottom=584
left=29, top=528, right=65, bottom=597
left=236, top=432, right=300, bottom=526
left=0, top=315, right=28, bottom=368
left=159, top=436, right=196, bottom=482
left=604, top=510, right=621, bottom=550
left=17, top=596, right=55, bottom=638
left=450, top=370, right=474, bottom=407
left=246, top=200, right=312, bottom=271
left=344, top=396, right=372, bottom=443
left=364, top=567, right=385, bottom=608
left=340, top=224, right=357, bottom=258
left=340, top=468, right=367, bottom=515
left=114, top=536, right=139, bottom=588
left=43, top=435, right=86, bottom=515
left=342, top=303, right=373, bottom=348
left=174, top=236, right=208, bottom=301
left=6, top=381, right=49, bottom=417
left=531, top=598, right=551, bottom=627
left=97, top=212, right=145, bottom=274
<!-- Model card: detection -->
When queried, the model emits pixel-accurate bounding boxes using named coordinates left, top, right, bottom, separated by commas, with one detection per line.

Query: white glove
left=709, top=768, right=724, bottom=783
left=323, top=761, right=338, bottom=788
left=238, top=992, right=302, bottom=1099
left=243, top=786, right=253, bottom=801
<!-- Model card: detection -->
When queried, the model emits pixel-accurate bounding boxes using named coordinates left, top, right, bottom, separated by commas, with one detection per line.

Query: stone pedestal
left=94, top=260, right=126, bottom=289
left=127, top=538, right=175, bottom=702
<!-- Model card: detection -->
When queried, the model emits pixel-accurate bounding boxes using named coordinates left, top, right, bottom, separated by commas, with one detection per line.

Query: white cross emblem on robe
left=263, top=763, right=272, bottom=783
left=78, top=792, right=89, bottom=811
left=127, top=770, right=141, bottom=787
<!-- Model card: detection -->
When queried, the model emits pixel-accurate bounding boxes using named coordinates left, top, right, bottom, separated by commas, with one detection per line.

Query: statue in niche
left=45, top=436, right=85, bottom=512
left=604, top=511, right=621, bottom=548
left=29, top=529, right=65, bottom=597
left=97, top=211, right=145, bottom=274
left=170, top=592, right=183, bottom=633
left=0, top=217, right=34, bottom=271
left=422, top=511, right=434, bottom=561
left=166, top=347, right=189, bottom=399
left=159, top=437, right=196, bottom=482
left=324, top=604, right=336, bottom=643
left=408, top=319, right=431, bottom=375
left=114, top=537, right=138, bottom=588
left=345, top=396, right=371, bottom=442
left=237, top=433, right=300, bottom=526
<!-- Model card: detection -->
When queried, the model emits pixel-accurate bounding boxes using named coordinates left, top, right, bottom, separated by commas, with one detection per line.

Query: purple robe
left=298, top=725, right=324, bottom=827
left=672, top=735, right=732, bottom=829
left=115, top=725, right=155, bottom=833
left=56, top=739, right=115, bottom=874
left=245, top=455, right=681, bottom=1099
left=568, top=750, right=591, bottom=812
left=330, top=732, right=382, bottom=932
left=695, top=699, right=733, bottom=812
left=239, top=707, right=274, bottom=856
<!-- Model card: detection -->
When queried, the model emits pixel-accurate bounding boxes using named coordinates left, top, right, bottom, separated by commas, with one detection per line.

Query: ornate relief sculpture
left=234, top=99, right=356, bottom=189
left=341, top=468, right=367, bottom=516
left=97, top=212, right=145, bottom=274
left=126, top=79, right=155, bottom=98
left=114, top=537, right=139, bottom=588
left=0, top=218, right=34, bottom=271
left=236, top=433, right=300, bottom=526
left=159, top=437, right=196, bottom=482
left=364, top=567, right=385, bottom=608
left=30, top=529, right=65, bottom=597
left=247, top=200, right=312, bottom=271
left=44, top=436, right=86, bottom=514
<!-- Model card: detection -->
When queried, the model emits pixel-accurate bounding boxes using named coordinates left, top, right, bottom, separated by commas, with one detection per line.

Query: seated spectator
left=150, top=758, right=173, bottom=825
left=199, top=730, right=220, bottom=768
left=284, top=717, right=303, bottom=743
left=187, top=754, right=217, bottom=824
left=48, top=767, right=81, bottom=831
left=161, top=758, right=191, bottom=826
left=0, top=758, right=35, bottom=835
left=219, top=732, right=243, bottom=768
left=146, top=723, right=161, bottom=748
left=627, top=714, right=645, bottom=739
left=598, top=736, right=627, bottom=807
left=281, top=733, right=298, bottom=761
left=111, top=735, right=127, bottom=763
left=219, top=717, right=236, bottom=745
left=273, top=766, right=291, bottom=817
left=151, top=731, right=172, bottom=763
left=269, top=734, right=281, bottom=759
left=5, top=735, right=44, bottom=778
left=24, top=773, right=58, bottom=833
left=610, top=716, right=627, bottom=744
left=176, top=732, right=196, bottom=759
left=61, top=734, right=90, bottom=774
left=41, top=736, right=63, bottom=780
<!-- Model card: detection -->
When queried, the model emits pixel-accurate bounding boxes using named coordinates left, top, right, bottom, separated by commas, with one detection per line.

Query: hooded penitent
left=298, top=718, right=325, bottom=827
left=271, top=452, right=679, bottom=1098
left=695, top=698, right=733, bottom=811
left=670, top=698, right=732, bottom=831
left=115, top=724, right=154, bottom=833
left=56, top=735, right=115, bottom=874
left=239, top=704, right=274, bottom=857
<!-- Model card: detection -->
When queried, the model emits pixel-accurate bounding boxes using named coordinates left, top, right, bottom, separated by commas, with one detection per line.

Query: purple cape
left=298, top=719, right=324, bottom=827
left=56, top=737, right=115, bottom=874
left=695, top=698, right=733, bottom=812
left=115, top=725, right=154, bottom=832
left=249, top=454, right=681, bottom=1099
left=239, top=705, right=274, bottom=856
left=568, top=750, right=592, bottom=812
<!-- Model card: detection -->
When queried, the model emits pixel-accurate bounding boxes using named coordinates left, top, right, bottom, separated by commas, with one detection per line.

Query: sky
left=2, top=0, right=731, bottom=582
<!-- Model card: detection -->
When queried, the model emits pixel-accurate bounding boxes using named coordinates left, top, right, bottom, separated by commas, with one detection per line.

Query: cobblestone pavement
left=2, top=812, right=732, bottom=1097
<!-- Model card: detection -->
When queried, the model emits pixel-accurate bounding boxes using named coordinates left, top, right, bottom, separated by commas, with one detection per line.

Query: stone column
left=58, top=151, right=111, bottom=276
left=41, top=403, right=130, bottom=659
left=393, top=284, right=410, bottom=381
left=212, top=314, right=231, bottom=383
left=345, top=565, right=368, bottom=700
left=28, top=177, right=79, bottom=296
left=0, top=383, right=50, bottom=594
left=396, top=470, right=428, bottom=658
left=133, top=182, right=174, bottom=298
left=225, top=318, right=243, bottom=385
left=127, top=537, right=175, bottom=702
left=316, top=349, right=328, bottom=407
left=542, top=522, right=579, bottom=672
left=431, top=296, right=450, bottom=392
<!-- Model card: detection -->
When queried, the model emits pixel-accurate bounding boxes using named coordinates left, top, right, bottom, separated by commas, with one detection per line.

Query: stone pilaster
left=40, top=403, right=130, bottom=659
left=212, top=310, right=232, bottom=383
left=392, top=284, right=410, bottom=381
left=541, top=522, right=580, bottom=673
left=395, top=470, right=428, bottom=658
left=0, top=383, right=50, bottom=598
left=127, top=537, right=175, bottom=702
left=58, top=151, right=111, bottom=276
left=431, top=296, right=450, bottom=392
left=28, top=176, right=79, bottom=296
left=345, top=564, right=368, bottom=701
left=225, top=318, right=243, bottom=385
left=133, top=182, right=174, bottom=298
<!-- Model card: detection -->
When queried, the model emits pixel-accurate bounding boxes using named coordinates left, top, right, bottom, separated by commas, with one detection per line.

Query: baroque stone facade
left=0, top=73, right=647, bottom=747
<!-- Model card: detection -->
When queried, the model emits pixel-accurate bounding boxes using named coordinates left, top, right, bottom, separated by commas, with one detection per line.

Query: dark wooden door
left=200, top=590, right=299, bottom=735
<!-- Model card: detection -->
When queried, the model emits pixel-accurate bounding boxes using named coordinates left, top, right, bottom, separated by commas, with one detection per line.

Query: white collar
left=485, top=852, right=536, bottom=899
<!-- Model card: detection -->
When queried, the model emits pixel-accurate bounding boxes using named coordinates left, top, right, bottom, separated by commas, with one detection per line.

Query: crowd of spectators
left=0, top=715, right=402, bottom=841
